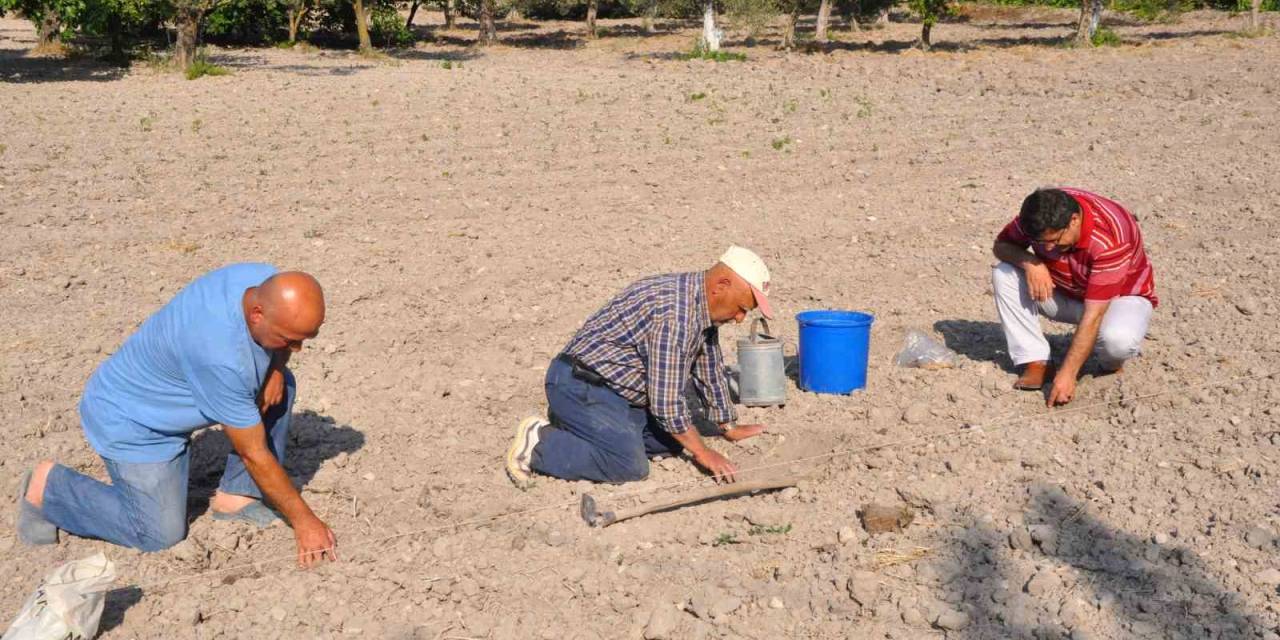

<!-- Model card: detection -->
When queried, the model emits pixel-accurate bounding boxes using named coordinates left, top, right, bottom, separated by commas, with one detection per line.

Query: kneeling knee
left=991, top=262, right=1020, bottom=285
left=1097, top=328, right=1142, bottom=361
left=605, top=456, right=650, bottom=484
left=136, top=520, right=188, bottom=552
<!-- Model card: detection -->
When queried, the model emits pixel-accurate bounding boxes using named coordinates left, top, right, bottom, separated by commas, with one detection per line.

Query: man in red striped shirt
left=991, top=188, right=1157, bottom=407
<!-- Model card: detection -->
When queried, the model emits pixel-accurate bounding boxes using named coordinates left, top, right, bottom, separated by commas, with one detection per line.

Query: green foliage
left=204, top=0, right=288, bottom=43
left=370, top=3, right=413, bottom=46
left=712, top=532, right=741, bottom=546
left=679, top=40, right=747, bottom=61
left=689, top=91, right=707, bottom=100
left=1112, top=0, right=1190, bottom=20
left=185, top=56, right=231, bottom=78
left=841, top=0, right=895, bottom=19
left=909, top=0, right=951, bottom=27
left=723, top=0, right=778, bottom=38
left=1090, top=24, right=1121, bottom=43
left=770, top=135, right=792, bottom=150
left=853, top=95, right=872, bottom=117
left=975, top=0, right=1275, bottom=15
left=748, top=523, right=793, bottom=535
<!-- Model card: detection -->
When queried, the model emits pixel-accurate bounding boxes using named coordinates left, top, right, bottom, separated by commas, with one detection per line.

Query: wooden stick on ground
left=580, top=476, right=798, bottom=528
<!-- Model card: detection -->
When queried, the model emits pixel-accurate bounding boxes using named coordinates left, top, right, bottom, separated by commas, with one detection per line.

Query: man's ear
left=710, top=275, right=733, bottom=297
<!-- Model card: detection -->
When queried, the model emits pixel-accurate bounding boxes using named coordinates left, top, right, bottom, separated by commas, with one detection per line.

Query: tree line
left=1, top=0, right=1271, bottom=71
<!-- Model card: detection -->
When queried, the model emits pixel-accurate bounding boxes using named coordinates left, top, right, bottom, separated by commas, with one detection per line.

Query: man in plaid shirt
left=506, top=247, right=774, bottom=487
left=992, top=187, right=1157, bottom=407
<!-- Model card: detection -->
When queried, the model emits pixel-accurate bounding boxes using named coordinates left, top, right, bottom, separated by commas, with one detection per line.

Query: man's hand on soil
left=722, top=423, right=766, bottom=443
left=1046, top=373, right=1076, bottom=407
left=692, top=449, right=738, bottom=483
left=295, top=516, right=338, bottom=569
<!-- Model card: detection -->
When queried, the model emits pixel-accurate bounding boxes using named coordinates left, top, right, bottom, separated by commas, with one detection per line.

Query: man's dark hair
left=1019, top=189, right=1079, bottom=238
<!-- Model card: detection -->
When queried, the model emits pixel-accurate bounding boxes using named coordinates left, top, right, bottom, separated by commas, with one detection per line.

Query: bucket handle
left=749, top=318, right=773, bottom=344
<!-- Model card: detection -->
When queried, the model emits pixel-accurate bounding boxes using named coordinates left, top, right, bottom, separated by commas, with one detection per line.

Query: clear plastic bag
left=3, top=553, right=116, bottom=640
left=893, top=330, right=957, bottom=370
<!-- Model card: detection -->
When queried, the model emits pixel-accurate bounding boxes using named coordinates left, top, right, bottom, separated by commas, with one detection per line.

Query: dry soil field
left=2, top=8, right=1280, bottom=639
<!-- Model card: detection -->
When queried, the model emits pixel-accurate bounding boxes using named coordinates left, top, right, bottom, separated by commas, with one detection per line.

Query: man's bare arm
left=224, top=424, right=336, bottom=567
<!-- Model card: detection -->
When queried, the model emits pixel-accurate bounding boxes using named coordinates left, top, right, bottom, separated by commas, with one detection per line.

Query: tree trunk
left=586, top=0, right=598, bottom=38
left=919, top=21, right=931, bottom=50
left=875, top=6, right=888, bottom=26
left=781, top=7, right=798, bottom=49
left=477, top=0, right=497, bottom=45
left=643, top=0, right=657, bottom=32
left=1250, top=0, right=1261, bottom=31
left=443, top=0, right=456, bottom=29
left=1075, top=0, right=1102, bottom=44
left=405, top=0, right=421, bottom=30
left=287, top=6, right=307, bottom=43
left=107, top=11, right=126, bottom=63
left=353, top=0, right=372, bottom=51
left=700, top=0, right=720, bottom=51
left=174, top=4, right=203, bottom=69
left=815, top=0, right=832, bottom=42
left=841, top=0, right=860, bottom=30
left=36, top=10, right=61, bottom=48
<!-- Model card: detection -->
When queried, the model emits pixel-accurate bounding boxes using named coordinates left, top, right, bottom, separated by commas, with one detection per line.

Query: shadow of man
left=184, top=410, right=365, bottom=522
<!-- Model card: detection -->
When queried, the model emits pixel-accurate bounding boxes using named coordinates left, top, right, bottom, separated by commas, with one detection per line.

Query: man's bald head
left=243, top=271, right=325, bottom=352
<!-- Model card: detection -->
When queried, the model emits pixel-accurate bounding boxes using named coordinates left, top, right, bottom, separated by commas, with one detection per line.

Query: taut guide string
left=89, top=368, right=1270, bottom=595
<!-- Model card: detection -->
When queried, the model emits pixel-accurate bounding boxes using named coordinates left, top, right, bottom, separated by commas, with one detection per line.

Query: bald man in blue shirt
left=16, top=264, right=338, bottom=567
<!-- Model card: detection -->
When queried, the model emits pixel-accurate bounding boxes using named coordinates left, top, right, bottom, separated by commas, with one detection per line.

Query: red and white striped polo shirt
left=997, top=188, right=1157, bottom=307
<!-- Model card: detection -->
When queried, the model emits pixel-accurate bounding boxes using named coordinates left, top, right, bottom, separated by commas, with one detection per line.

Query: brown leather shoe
left=1013, top=361, right=1052, bottom=391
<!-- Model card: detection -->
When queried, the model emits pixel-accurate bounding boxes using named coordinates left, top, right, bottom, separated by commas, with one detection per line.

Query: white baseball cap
left=719, top=245, right=774, bottom=319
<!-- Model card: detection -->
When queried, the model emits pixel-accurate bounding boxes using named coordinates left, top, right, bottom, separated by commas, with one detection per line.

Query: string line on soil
left=112, top=368, right=1273, bottom=595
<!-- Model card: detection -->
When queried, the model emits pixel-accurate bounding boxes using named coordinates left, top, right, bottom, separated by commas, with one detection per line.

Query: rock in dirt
left=1009, top=528, right=1034, bottom=551
left=932, top=607, right=970, bottom=630
left=902, top=402, right=929, bottom=425
left=1252, top=568, right=1280, bottom=586
left=688, top=589, right=717, bottom=620
left=1245, top=526, right=1274, bottom=549
left=846, top=572, right=880, bottom=606
left=172, top=537, right=208, bottom=566
left=767, top=597, right=784, bottom=609
left=859, top=503, right=913, bottom=535
left=644, top=602, right=679, bottom=639
left=900, top=605, right=928, bottom=627
left=837, top=526, right=858, bottom=545
left=1235, top=298, right=1260, bottom=316
left=1026, top=569, right=1058, bottom=596
left=710, top=597, right=742, bottom=619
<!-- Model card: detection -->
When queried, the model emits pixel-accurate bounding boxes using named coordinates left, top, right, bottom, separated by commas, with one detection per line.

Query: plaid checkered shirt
left=562, top=272, right=737, bottom=435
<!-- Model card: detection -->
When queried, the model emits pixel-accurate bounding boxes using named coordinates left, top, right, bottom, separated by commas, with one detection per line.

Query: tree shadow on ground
left=98, top=586, right=144, bottom=634
left=184, top=410, right=365, bottom=522
left=388, top=47, right=484, bottom=62
left=936, top=482, right=1271, bottom=638
left=433, top=28, right=585, bottom=49
left=0, top=49, right=129, bottom=83
left=204, top=47, right=480, bottom=76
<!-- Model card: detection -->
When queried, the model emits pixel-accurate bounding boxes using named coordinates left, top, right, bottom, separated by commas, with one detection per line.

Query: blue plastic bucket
left=797, top=310, right=875, bottom=394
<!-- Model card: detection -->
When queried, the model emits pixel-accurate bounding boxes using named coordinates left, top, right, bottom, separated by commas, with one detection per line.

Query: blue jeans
left=39, top=373, right=295, bottom=552
left=531, top=358, right=686, bottom=483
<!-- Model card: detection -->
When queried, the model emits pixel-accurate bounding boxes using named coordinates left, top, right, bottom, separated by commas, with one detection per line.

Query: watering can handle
left=749, top=318, right=772, bottom=344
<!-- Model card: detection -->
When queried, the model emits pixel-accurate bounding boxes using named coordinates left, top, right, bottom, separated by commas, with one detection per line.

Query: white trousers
left=991, top=262, right=1153, bottom=369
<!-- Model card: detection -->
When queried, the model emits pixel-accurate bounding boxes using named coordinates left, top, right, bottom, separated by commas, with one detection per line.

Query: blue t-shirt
left=80, top=263, right=278, bottom=463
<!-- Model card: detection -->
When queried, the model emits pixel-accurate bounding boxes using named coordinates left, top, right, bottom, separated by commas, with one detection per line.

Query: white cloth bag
left=3, top=553, right=117, bottom=640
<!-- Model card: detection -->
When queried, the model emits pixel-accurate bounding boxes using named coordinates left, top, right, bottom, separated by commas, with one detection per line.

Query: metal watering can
left=736, top=318, right=787, bottom=407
